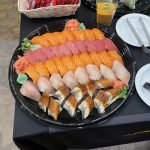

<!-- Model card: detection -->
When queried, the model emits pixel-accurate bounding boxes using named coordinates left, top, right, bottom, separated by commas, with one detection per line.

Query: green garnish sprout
left=119, top=87, right=128, bottom=99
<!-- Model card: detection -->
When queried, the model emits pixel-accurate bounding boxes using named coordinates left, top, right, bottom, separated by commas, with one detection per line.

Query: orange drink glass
left=96, top=0, right=118, bottom=26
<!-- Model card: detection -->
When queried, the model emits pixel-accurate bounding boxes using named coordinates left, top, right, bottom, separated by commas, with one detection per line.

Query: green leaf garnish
left=78, top=23, right=86, bottom=30
left=21, top=38, right=34, bottom=53
left=119, top=87, right=128, bottom=99
left=17, top=74, right=28, bottom=84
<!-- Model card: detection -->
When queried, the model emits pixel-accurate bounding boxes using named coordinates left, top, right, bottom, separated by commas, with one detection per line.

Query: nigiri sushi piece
left=78, top=96, right=94, bottom=119
left=63, top=71, right=78, bottom=89
left=71, top=84, right=88, bottom=102
left=50, top=73, right=64, bottom=90
left=72, top=55, right=85, bottom=68
left=37, top=77, right=55, bottom=95
left=94, top=90, right=108, bottom=114
left=54, top=86, right=70, bottom=102
left=105, top=88, right=120, bottom=106
left=89, top=51, right=102, bottom=66
left=62, top=95, right=78, bottom=117
left=83, top=29, right=95, bottom=40
left=86, top=80, right=98, bottom=97
left=100, top=64, right=117, bottom=81
left=20, top=80, right=41, bottom=101
left=79, top=53, right=93, bottom=66
left=112, top=60, right=130, bottom=84
left=39, top=93, right=50, bottom=112
left=96, top=79, right=112, bottom=89
left=74, top=67, right=89, bottom=85
left=86, top=64, right=101, bottom=81
left=48, top=97, right=61, bottom=120
left=92, top=28, right=105, bottom=40
left=71, top=29, right=86, bottom=40
left=62, top=29, right=75, bottom=41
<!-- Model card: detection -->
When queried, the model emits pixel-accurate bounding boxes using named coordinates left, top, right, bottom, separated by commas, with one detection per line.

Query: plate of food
left=82, top=0, right=150, bottom=16
left=9, top=19, right=135, bottom=127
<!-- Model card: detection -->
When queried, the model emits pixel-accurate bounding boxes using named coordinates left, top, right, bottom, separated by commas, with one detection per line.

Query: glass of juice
left=96, top=0, right=118, bottom=26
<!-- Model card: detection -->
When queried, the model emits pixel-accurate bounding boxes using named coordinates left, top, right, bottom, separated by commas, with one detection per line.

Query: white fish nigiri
left=100, top=64, right=117, bottom=81
left=20, top=80, right=41, bottom=101
left=37, top=77, right=55, bottom=95
left=74, top=67, right=89, bottom=85
left=86, top=64, right=101, bottom=80
left=50, top=73, right=64, bottom=90
left=112, top=60, right=130, bottom=84
left=63, top=71, right=78, bottom=89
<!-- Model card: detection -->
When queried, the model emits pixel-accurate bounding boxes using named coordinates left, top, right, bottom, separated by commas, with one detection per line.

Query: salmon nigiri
left=74, top=67, right=89, bottom=85
left=25, top=65, right=40, bottom=83
left=100, top=64, right=117, bottom=81
left=45, top=60, right=59, bottom=75
left=92, top=28, right=105, bottom=40
left=34, top=62, right=50, bottom=78
left=72, top=55, right=85, bottom=68
left=89, top=51, right=102, bottom=66
left=53, top=58, right=68, bottom=76
left=53, top=32, right=67, bottom=45
left=31, top=36, right=50, bottom=47
left=79, top=53, right=93, bottom=66
left=62, top=30, right=75, bottom=41
left=71, top=29, right=86, bottom=40
left=61, top=56, right=77, bottom=72
left=83, top=29, right=95, bottom=40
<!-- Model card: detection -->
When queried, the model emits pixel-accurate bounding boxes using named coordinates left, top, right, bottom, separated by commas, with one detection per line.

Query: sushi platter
left=82, top=0, right=150, bottom=16
left=9, top=19, right=135, bottom=127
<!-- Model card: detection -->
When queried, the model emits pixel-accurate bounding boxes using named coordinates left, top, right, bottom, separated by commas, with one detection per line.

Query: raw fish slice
left=42, top=48, right=56, bottom=59
left=31, top=36, right=51, bottom=47
left=61, top=56, right=77, bottom=71
left=86, top=80, right=98, bottom=97
left=74, top=40, right=87, bottom=53
left=100, top=64, right=117, bottom=81
left=65, top=42, right=80, bottom=55
left=112, top=60, right=130, bottom=84
left=45, top=60, right=59, bottom=75
left=53, top=58, right=68, bottom=76
left=94, top=90, right=108, bottom=114
left=107, top=51, right=123, bottom=64
left=24, top=51, right=40, bottom=63
left=98, top=52, right=113, bottom=68
left=74, top=67, right=89, bottom=85
left=86, top=64, right=101, bottom=80
left=62, top=30, right=75, bottom=41
left=79, top=53, right=93, bottom=66
left=89, top=51, right=102, bottom=66
left=53, top=32, right=67, bottom=44
left=63, top=71, right=78, bottom=89
left=25, top=65, right=40, bottom=83
left=72, top=55, right=85, bottom=68
left=71, top=84, right=88, bottom=102
left=83, top=40, right=96, bottom=52
left=96, top=79, right=112, bottom=89
left=93, top=40, right=105, bottom=52
left=102, top=38, right=118, bottom=51
left=83, top=29, right=95, bottom=40
left=37, top=77, right=55, bottom=95
left=50, top=73, right=64, bottom=90
left=92, top=28, right=105, bottom=40
left=39, top=93, right=50, bottom=112
left=105, top=88, right=120, bottom=105
left=20, top=80, right=41, bottom=101
left=48, top=97, right=61, bottom=120
left=78, top=96, right=94, bottom=119
left=58, top=44, right=72, bottom=57
left=34, top=62, right=50, bottom=78
left=54, top=86, right=70, bottom=102
left=71, top=29, right=86, bottom=40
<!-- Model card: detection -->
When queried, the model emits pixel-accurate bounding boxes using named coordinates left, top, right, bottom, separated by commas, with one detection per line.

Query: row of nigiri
left=30, top=28, right=105, bottom=47
left=19, top=60, right=130, bottom=99
left=39, top=79, right=127, bottom=120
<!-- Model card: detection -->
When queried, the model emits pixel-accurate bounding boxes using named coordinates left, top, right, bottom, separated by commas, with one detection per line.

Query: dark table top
left=13, top=4, right=150, bottom=149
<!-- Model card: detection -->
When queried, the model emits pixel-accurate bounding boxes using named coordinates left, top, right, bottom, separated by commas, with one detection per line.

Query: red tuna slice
left=93, top=40, right=105, bottom=52
left=61, top=43, right=73, bottom=56
left=33, top=49, right=48, bottom=62
left=41, top=47, right=56, bottom=59
left=83, top=40, right=97, bottom=52
left=51, top=46, right=61, bottom=58
left=24, top=51, right=40, bottom=63
left=74, top=40, right=87, bottom=53
left=65, top=41, right=80, bottom=55
left=102, top=38, right=118, bottom=51
left=57, top=45, right=67, bottom=57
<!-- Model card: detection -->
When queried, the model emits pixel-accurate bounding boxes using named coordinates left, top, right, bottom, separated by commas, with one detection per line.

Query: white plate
left=135, top=64, right=150, bottom=107
left=116, top=13, right=150, bottom=47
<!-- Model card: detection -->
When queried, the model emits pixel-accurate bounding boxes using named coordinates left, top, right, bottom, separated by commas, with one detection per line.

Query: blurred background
left=0, top=0, right=149, bottom=150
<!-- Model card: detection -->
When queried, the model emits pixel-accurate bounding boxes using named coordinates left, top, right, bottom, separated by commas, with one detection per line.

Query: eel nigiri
left=86, top=80, right=98, bottom=97
left=37, top=77, right=55, bottom=95
left=48, top=97, right=61, bottom=120
left=20, top=80, right=41, bottom=101
left=100, top=64, right=117, bottom=81
left=96, top=79, right=112, bottom=89
left=94, top=90, right=108, bottom=114
left=74, top=67, right=89, bottom=85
